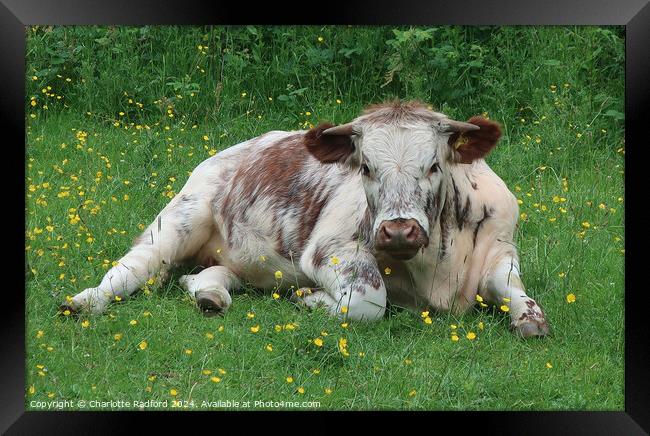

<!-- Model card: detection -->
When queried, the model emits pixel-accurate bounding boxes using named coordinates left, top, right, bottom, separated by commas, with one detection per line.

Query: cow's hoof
left=196, top=290, right=228, bottom=317
left=511, top=318, right=550, bottom=338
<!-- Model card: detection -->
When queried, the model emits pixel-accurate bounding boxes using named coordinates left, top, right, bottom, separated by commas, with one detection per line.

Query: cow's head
left=306, top=101, right=502, bottom=260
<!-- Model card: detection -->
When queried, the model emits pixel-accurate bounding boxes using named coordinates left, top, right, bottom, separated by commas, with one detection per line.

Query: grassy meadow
left=25, top=26, right=624, bottom=410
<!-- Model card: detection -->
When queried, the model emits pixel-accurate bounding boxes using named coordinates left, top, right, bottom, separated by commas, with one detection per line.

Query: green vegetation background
left=26, top=26, right=624, bottom=410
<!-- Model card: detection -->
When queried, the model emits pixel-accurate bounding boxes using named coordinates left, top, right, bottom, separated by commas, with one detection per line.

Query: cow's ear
left=305, top=122, right=357, bottom=164
left=447, top=116, right=502, bottom=164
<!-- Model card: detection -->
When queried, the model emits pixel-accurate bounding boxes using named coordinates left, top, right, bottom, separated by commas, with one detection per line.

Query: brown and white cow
left=64, top=100, right=549, bottom=337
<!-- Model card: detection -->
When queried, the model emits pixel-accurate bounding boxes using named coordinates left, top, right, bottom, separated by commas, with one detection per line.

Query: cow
left=62, top=100, right=549, bottom=338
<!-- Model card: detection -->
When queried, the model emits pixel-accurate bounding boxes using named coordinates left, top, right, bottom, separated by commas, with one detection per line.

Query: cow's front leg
left=298, top=246, right=387, bottom=321
left=65, top=240, right=170, bottom=315
left=179, top=266, right=239, bottom=317
left=479, top=256, right=550, bottom=338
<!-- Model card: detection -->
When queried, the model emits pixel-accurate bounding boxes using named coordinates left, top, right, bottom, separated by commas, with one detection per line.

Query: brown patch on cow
left=312, top=245, right=328, bottom=268
left=360, top=100, right=438, bottom=125
left=305, top=123, right=355, bottom=164
left=274, top=215, right=290, bottom=259
left=359, top=265, right=382, bottom=290
left=518, top=304, right=547, bottom=326
left=448, top=116, right=502, bottom=164
left=311, top=239, right=345, bottom=269
left=221, top=132, right=336, bottom=259
left=451, top=176, right=471, bottom=230
left=438, top=196, right=453, bottom=260
left=521, top=298, right=546, bottom=320
left=297, top=182, right=332, bottom=249
left=341, top=259, right=382, bottom=291
left=425, top=182, right=444, bottom=226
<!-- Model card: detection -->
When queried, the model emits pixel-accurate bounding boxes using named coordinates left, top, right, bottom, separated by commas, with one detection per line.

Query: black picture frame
left=3, top=1, right=648, bottom=433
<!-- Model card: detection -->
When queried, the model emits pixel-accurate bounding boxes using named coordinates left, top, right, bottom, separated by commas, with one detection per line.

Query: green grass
left=25, top=25, right=624, bottom=410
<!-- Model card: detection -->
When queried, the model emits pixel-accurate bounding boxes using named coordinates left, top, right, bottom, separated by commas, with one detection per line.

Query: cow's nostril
left=405, top=224, right=417, bottom=241
left=381, top=224, right=393, bottom=241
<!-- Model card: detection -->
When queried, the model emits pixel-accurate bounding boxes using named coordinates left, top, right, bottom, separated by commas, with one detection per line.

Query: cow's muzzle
left=375, top=218, right=429, bottom=260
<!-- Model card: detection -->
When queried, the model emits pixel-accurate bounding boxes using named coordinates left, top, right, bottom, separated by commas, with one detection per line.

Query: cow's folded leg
left=179, top=266, right=239, bottom=317
left=301, top=248, right=387, bottom=321
left=479, top=256, right=550, bottom=338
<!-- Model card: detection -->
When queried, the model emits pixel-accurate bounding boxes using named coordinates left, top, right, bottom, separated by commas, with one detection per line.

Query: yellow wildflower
left=566, top=293, right=576, bottom=303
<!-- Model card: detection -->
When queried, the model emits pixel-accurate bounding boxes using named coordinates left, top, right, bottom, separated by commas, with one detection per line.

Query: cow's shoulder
left=449, top=161, right=518, bottom=227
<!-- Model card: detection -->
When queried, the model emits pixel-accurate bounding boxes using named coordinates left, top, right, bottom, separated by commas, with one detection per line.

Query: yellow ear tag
left=454, top=134, right=469, bottom=149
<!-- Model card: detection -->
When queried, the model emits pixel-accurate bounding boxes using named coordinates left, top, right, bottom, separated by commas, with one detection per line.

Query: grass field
left=25, top=26, right=624, bottom=410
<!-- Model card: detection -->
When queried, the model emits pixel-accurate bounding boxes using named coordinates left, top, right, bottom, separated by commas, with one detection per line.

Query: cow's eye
left=361, top=163, right=370, bottom=176
left=430, top=163, right=439, bottom=174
